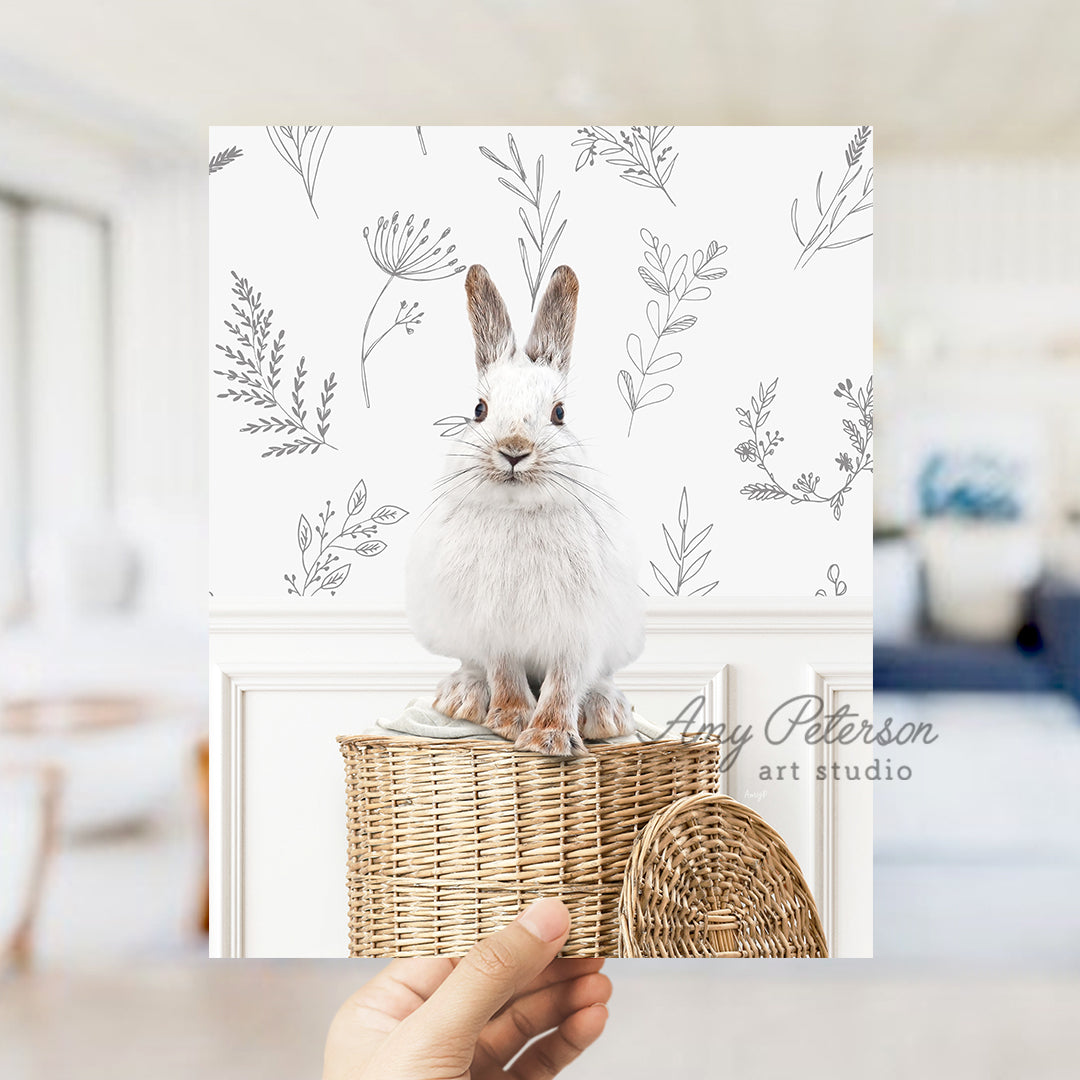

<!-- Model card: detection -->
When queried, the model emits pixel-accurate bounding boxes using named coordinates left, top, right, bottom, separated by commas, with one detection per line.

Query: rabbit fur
left=406, top=264, right=644, bottom=757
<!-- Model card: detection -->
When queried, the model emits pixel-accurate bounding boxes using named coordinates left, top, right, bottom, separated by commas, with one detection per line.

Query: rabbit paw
left=514, top=725, right=589, bottom=758
left=579, top=682, right=634, bottom=740
left=484, top=704, right=531, bottom=742
left=432, top=667, right=490, bottom=725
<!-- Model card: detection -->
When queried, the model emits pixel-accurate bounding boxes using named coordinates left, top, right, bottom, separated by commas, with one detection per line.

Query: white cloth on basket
left=374, top=698, right=666, bottom=744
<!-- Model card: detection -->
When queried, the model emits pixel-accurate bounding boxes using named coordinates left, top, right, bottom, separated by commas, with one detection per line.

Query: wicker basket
left=338, top=733, right=720, bottom=956
left=619, top=792, right=828, bottom=957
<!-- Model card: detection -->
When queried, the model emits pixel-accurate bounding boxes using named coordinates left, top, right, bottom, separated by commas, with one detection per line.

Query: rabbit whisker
left=417, top=471, right=486, bottom=528
left=535, top=431, right=564, bottom=455
left=437, top=473, right=488, bottom=526
left=461, top=432, right=498, bottom=455
left=433, top=463, right=484, bottom=488
left=547, top=469, right=622, bottom=515
left=542, top=457, right=604, bottom=473
left=547, top=436, right=593, bottom=455
left=427, top=466, right=484, bottom=503
left=457, top=424, right=494, bottom=445
left=540, top=475, right=614, bottom=549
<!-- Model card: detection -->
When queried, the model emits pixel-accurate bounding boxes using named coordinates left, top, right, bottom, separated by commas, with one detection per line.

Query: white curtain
left=0, top=199, right=21, bottom=620
left=0, top=198, right=111, bottom=622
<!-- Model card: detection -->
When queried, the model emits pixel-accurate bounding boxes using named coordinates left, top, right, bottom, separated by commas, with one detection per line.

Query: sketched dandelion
left=362, top=212, right=463, bottom=281
left=357, top=210, right=465, bottom=408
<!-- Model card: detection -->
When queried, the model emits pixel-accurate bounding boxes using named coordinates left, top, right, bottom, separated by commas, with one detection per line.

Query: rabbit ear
left=465, top=264, right=516, bottom=370
left=525, top=265, right=578, bottom=372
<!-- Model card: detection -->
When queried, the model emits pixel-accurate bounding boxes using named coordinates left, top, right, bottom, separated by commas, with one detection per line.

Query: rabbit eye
left=474, top=399, right=488, bottom=422
left=551, top=402, right=565, bottom=425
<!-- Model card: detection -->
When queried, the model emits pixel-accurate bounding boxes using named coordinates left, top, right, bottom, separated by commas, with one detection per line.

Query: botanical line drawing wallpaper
left=647, top=487, right=719, bottom=597
left=479, top=133, right=567, bottom=311
left=572, top=126, right=679, bottom=206
left=358, top=211, right=465, bottom=408
left=213, top=272, right=337, bottom=458
left=210, top=126, right=872, bottom=602
left=815, top=563, right=848, bottom=597
left=266, top=125, right=333, bottom=218
left=210, top=146, right=243, bottom=174
left=733, top=376, right=873, bottom=521
left=284, top=479, right=409, bottom=597
left=791, top=125, right=873, bottom=270
left=618, top=228, right=727, bottom=436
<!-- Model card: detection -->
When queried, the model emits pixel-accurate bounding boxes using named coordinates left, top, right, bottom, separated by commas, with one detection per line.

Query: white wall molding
left=210, top=655, right=733, bottom=959
left=209, top=661, right=244, bottom=960
left=805, top=661, right=874, bottom=958
left=210, top=660, right=456, bottom=958
left=210, top=596, right=872, bottom=636
left=210, top=600, right=870, bottom=958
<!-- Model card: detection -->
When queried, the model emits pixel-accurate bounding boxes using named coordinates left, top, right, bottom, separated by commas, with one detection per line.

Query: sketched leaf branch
left=347, top=479, right=367, bottom=515
left=571, top=126, right=678, bottom=206
left=845, top=126, right=871, bottom=168
left=213, top=271, right=337, bottom=458
left=209, top=146, right=243, bottom=174
left=266, top=126, right=332, bottom=218
left=791, top=126, right=873, bottom=269
left=734, top=376, right=873, bottom=521
left=433, top=415, right=470, bottom=439
left=647, top=486, right=718, bottom=597
left=283, top=479, right=409, bottom=597
left=357, top=210, right=465, bottom=408
left=741, top=483, right=789, bottom=501
left=620, top=229, right=727, bottom=436
left=815, top=563, right=848, bottom=596
left=479, top=133, right=566, bottom=311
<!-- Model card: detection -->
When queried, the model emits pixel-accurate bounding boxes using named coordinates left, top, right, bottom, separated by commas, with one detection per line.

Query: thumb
left=399, top=898, right=571, bottom=1057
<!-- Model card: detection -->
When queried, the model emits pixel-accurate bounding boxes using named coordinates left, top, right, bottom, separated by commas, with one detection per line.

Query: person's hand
left=324, top=898, right=611, bottom=1079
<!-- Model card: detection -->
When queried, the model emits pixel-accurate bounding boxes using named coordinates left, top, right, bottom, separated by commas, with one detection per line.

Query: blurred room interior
left=1, top=0, right=1079, bottom=1075
left=873, top=153, right=1080, bottom=964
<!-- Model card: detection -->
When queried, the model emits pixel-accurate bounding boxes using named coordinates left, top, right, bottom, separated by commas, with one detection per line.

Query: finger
left=491, top=957, right=605, bottom=1018
left=373, top=957, right=456, bottom=1005
left=509, top=1004, right=609, bottom=1080
left=325, top=960, right=457, bottom=1080
left=400, top=898, right=571, bottom=1053
left=343, top=958, right=456, bottom=1030
left=357, top=954, right=591, bottom=1026
left=478, top=971, right=612, bottom=1065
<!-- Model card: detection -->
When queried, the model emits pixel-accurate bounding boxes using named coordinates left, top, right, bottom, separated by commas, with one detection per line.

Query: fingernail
left=517, top=898, right=569, bottom=942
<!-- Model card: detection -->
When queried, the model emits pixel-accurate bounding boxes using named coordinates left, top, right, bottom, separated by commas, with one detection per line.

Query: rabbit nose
left=501, top=450, right=530, bottom=467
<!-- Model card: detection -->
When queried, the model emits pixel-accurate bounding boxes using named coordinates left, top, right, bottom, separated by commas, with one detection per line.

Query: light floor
left=2, top=962, right=1079, bottom=1079
left=874, top=691, right=1080, bottom=964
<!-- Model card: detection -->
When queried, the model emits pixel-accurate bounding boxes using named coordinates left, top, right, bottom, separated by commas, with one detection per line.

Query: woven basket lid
left=618, top=792, right=828, bottom=958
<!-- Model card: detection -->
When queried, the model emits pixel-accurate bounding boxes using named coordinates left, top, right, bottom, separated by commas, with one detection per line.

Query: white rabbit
left=406, top=264, right=645, bottom=757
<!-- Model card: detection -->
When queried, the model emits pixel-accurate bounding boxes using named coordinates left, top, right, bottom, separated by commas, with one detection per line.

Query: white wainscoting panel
left=806, top=662, right=874, bottom=959
left=210, top=597, right=871, bottom=958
